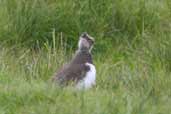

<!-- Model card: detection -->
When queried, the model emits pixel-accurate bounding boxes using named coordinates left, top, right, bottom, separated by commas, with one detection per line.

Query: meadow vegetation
left=0, top=0, right=171, bottom=114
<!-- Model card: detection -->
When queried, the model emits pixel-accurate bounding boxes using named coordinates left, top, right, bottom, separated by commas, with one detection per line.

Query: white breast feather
left=76, top=63, right=96, bottom=90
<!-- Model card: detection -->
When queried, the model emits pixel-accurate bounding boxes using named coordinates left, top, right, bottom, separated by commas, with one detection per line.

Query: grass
left=0, top=44, right=171, bottom=114
left=0, top=0, right=171, bottom=114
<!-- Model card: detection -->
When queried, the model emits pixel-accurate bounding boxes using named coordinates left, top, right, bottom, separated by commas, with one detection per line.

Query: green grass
left=0, top=44, right=171, bottom=114
left=0, top=0, right=170, bottom=48
left=0, top=0, right=171, bottom=114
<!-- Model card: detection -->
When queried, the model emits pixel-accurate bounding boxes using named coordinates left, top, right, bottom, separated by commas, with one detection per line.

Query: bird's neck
left=71, top=49, right=93, bottom=64
left=78, top=47, right=89, bottom=53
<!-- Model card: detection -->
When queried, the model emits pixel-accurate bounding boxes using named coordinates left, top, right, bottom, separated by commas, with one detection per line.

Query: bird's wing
left=52, top=63, right=90, bottom=85
left=67, top=64, right=90, bottom=81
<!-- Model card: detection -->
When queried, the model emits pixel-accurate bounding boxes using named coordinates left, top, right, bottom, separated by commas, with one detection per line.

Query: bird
left=52, top=32, right=96, bottom=89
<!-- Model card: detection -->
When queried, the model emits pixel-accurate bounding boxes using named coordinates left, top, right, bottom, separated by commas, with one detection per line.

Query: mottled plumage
left=52, top=33, right=96, bottom=88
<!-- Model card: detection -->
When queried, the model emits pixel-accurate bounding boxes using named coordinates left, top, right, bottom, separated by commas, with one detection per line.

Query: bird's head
left=78, top=32, right=94, bottom=52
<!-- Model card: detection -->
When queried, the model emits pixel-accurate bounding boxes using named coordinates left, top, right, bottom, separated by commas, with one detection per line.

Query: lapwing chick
left=52, top=32, right=96, bottom=89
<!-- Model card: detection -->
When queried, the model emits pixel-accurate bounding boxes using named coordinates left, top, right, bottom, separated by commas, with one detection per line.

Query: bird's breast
left=76, top=62, right=96, bottom=89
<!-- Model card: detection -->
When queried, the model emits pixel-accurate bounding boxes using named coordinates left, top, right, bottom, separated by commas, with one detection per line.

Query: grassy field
left=0, top=0, right=171, bottom=114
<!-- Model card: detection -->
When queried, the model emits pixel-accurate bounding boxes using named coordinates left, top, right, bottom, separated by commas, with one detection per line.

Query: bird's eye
left=88, top=39, right=91, bottom=41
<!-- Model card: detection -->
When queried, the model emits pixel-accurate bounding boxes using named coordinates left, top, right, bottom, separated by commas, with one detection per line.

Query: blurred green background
left=0, top=0, right=171, bottom=114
